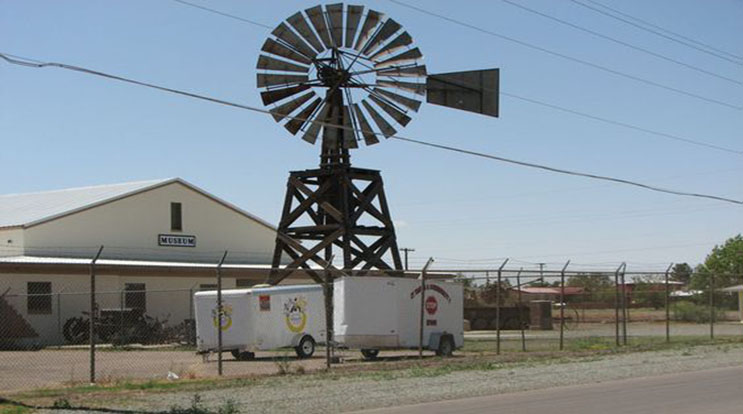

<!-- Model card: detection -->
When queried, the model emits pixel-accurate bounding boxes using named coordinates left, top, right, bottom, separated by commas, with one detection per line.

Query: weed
left=52, top=398, right=71, bottom=409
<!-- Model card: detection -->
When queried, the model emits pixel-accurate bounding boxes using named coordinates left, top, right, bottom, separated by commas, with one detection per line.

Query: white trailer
left=334, top=276, right=463, bottom=359
left=194, top=285, right=325, bottom=359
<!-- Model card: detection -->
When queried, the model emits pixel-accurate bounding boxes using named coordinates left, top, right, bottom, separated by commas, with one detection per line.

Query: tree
left=690, top=235, right=743, bottom=291
left=670, top=263, right=693, bottom=285
left=567, top=272, right=613, bottom=303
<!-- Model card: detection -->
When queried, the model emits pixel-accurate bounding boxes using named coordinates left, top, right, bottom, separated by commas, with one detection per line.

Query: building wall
left=0, top=228, right=24, bottom=257
left=0, top=272, right=239, bottom=345
left=23, top=182, right=276, bottom=263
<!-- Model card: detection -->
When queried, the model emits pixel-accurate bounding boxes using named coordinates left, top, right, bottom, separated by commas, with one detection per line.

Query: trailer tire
left=436, top=335, right=454, bottom=357
left=295, top=335, right=315, bottom=358
left=231, top=350, right=255, bottom=361
left=361, top=349, right=379, bottom=360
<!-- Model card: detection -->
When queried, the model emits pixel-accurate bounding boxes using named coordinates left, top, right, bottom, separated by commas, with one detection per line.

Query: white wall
left=0, top=228, right=24, bottom=257
left=0, top=272, right=238, bottom=346
left=23, top=182, right=276, bottom=263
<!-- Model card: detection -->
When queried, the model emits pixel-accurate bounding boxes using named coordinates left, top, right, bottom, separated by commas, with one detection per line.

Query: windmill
left=259, top=3, right=499, bottom=284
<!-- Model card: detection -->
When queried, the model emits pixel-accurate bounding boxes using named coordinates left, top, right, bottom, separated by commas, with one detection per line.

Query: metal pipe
left=89, top=245, right=104, bottom=384
left=516, top=267, right=525, bottom=352
left=496, top=258, right=508, bottom=355
left=614, top=264, right=621, bottom=346
left=710, top=272, right=715, bottom=340
left=621, top=263, right=627, bottom=345
left=665, top=263, right=673, bottom=343
left=419, top=257, right=435, bottom=359
left=559, top=260, right=570, bottom=351
left=323, top=255, right=336, bottom=370
left=216, top=250, right=228, bottom=376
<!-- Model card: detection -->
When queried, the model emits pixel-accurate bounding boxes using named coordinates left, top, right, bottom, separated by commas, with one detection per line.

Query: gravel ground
left=35, top=341, right=743, bottom=414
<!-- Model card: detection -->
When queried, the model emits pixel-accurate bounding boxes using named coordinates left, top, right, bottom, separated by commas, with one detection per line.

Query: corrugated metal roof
left=0, top=178, right=276, bottom=231
left=0, top=178, right=172, bottom=228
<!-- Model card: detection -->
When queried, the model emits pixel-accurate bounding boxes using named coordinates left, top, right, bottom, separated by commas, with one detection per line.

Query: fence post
left=665, top=263, right=673, bottom=343
left=496, top=258, right=508, bottom=355
left=419, top=258, right=435, bottom=359
left=559, top=260, right=570, bottom=351
left=516, top=267, right=525, bottom=352
left=216, top=250, right=228, bottom=376
left=710, top=272, right=715, bottom=340
left=89, top=245, right=104, bottom=384
left=621, top=263, right=628, bottom=345
left=614, top=264, right=621, bottom=347
left=56, top=289, right=64, bottom=345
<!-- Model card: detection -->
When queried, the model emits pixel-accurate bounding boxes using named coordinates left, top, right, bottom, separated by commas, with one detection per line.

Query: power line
left=570, top=0, right=743, bottom=66
left=500, top=0, right=743, bottom=86
left=171, top=0, right=272, bottom=29
left=387, top=0, right=742, bottom=110
left=2, top=52, right=742, bottom=207
left=164, top=2, right=743, bottom=156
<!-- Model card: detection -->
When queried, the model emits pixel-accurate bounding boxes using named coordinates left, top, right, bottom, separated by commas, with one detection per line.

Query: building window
left=27, top=282, right=52, bottom=315
left=199, top=284, right=217, bottom=291
left=125, top=283, right=146, bottom=311
left=171, top=202, right=182, bottom=231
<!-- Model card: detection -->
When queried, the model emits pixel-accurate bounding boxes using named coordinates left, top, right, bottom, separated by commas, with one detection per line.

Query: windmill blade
left=426, top=68, right=500, bottom=118
left=287, top=11, right=324, bottom=53
left=368, top=94, right=411, bottom=126
left=302, top=102, right=328, bottom=144
left=374, top=47, right=423, bottom=68
left=368, top=32, right=412, bottom=61
left=354, top=10, right=383, bottom=51
left=270, top=91, right=315, bottom=122
left=377, top=65, right=427, bottom=78
left=342, top=105, right=359, bottom=149
left=285, top=97, right=322, bottom=135
left=326, top=3, right=344, bottom=48
left=378, top=79, right=426, bottom=95
left=257, top=55, right=309, bottom=73
left=272, top=22, right=317, bottom=59
left=362, top=100, right=397, bottom=138
left=345, top=5, right=364, bottom=48
left=306, top=5, right=333, bottom=50
left=352, top=103, right=380, bottom=145
left=257, top=73, right=309, bottom=88
left=373, top=87, right=421, bottom=112
left=261, top=84, right=311, bottom=106
left=261, top=38, right=312, bottom=65
left=361, top=19, right=402, bottom=56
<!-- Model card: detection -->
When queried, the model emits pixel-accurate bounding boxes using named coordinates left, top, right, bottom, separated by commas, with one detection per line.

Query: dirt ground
left=2, top=322, right=742, bottom=393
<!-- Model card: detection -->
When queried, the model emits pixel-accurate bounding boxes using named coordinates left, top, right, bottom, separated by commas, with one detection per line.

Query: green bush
left=671, top=301, right=723, bottom=323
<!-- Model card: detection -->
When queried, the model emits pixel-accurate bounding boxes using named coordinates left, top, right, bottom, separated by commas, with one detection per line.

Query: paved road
left=355, top=366, right=743, bottom=414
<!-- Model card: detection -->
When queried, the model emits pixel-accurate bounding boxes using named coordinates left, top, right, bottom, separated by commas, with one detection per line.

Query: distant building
left=0, top=178, right=287, bottom=345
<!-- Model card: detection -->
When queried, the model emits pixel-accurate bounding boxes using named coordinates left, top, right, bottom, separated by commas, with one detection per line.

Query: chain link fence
left=1, top=268, right=742, bottom=394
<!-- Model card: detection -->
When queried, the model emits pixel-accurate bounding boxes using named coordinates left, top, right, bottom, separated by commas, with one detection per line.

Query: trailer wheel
left=295, top=335, right=315, bottom=358
left=231, top=350, right=255, bottom=361
left=361, top=349, right=379, bottom=360
left=436, top=335, right=454, bottom=357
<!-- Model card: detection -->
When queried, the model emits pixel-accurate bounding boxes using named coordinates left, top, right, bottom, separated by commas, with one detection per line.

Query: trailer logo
left=284, top=296, right=307, bottom=333
left=425, top=296, right=438, bottom=315
left=212, top=304, right=233, bottom=331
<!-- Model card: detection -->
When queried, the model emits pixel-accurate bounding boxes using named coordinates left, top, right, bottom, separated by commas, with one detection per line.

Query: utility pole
left=400, top=247, right=415, bottom=271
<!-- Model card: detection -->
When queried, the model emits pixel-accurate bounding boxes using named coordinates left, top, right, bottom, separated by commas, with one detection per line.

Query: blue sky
left=2, top=0, right=741, bottom=272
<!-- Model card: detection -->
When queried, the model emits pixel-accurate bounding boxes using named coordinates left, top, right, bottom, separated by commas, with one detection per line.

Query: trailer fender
left=290, top=333, right=307, bottom=348
left=428, top=332, right=446, bottom=351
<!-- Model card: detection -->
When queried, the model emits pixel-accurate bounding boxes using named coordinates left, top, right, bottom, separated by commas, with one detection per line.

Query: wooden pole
left=89, top=246, right=103, bottom=384
left=496, top=258, right=508, bottom=355
left=559, top=260, right=570, bottom=351
left=419, top=258, right=435, bottom=359
left=216, top=250, right=228, bottom=376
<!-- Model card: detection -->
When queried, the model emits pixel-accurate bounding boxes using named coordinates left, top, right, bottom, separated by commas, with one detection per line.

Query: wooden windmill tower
left=257, top=3, right=499, bottom=284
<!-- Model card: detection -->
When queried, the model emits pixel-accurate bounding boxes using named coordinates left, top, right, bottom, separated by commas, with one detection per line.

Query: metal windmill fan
left=260, top=3, right=499, bottom=284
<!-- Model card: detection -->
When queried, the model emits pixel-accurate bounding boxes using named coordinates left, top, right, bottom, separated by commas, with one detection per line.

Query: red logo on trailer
left=425, top=296, right=438, bottom=315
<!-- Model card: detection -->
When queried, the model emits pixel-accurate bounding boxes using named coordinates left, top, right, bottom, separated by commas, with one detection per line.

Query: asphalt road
left=355, top=366, right=743, bottom=414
